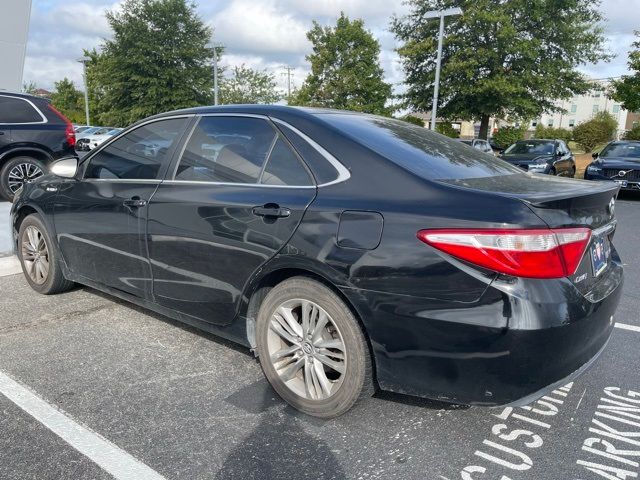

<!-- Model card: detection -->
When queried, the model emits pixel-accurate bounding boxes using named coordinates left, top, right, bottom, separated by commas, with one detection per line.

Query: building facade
left=0, top=0, right=32, bottom=92
left=532, top=79, right=628, bottom=137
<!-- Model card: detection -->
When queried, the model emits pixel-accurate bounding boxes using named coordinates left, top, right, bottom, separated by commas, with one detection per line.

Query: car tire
left=17, top=214, right=74, bottom=295
left=549, top=167, right=557, bottom=176
left=256, top=277, right=374, bottom=418
left=570, top=166, right=576, bottom=178
left=0, top=156, right=46, bottom=202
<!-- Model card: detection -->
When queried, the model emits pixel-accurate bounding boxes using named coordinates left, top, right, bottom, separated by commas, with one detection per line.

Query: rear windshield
left=600, top=143, right=640, bottom=159
left=505, top=140, right=555, bottom=155
left=319, top=114, right=521, bottom=180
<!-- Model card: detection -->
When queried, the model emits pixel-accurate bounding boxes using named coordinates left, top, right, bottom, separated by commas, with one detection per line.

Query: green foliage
left=435, top=121, right=459, bottom=138
left=493, top=125, right=526, bottom=149
left=534, top=124, right=573, bottom=144
left=50, top=78, right=85, bottom=124
left=400, top=115, right=425, bottom=126
left=88, top=0, right=216, bottom=126
left=292, top=12, right=392, bottom=115
left=219, top=65, right=281, bottom=105
left=624, top=124, right=640, bottom=141
left=572, top=112, right=618, bottom=152
left=611, top=32, right=640, bottom=112
left=391, top=0, right=611, bottom=138
left=22, top=81, right=39, bottom=95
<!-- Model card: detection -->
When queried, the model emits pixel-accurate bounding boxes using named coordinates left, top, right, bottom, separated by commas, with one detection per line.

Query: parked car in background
left=458, top=138, right=494, bottom=154
left=76, top=127, right=110, bottom=141
left=584, top=141, right=640, bottom=191
left=85, top=128, right=123, bottom=150
left=500, top=139, right=575, bottom=176
left=76, top=127, right=118, bottom=151
left=0, top=92, right=76, bottom=201
left=74, top=125, right=93, bottom=134
left=11, top=105, right=622, bottom=418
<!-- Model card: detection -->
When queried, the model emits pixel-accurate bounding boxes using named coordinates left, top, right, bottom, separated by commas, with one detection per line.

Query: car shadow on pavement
left=218, top=381, right=347, bottom=480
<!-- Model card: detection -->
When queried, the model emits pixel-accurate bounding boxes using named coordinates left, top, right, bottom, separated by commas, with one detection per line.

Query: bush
left=534, top=124, right=573, bottom=144
left=435, top=121, right=459, bottom=138
left=401, top=115, right=425, bottom=127
left=624, top=124, right=640, bottom=140
left=493, top=125, right=526, bottom=149
left=572, top=112, right=618, bottom=152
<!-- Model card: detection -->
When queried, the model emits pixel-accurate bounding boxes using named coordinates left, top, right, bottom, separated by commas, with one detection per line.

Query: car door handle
left=123, top=197, right=147, bottom=208
left=252, top=205, right=291, bottom=218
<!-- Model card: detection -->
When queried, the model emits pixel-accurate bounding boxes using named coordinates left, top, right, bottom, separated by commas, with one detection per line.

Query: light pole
left=77, top=56, right=91, bottom=126
left=424, top=7, right=462, bottom=131
left=209, top=41, right=223, bottom=106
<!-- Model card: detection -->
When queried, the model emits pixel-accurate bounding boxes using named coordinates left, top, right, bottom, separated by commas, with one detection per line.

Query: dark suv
left=0, top=92, right=76, bottom=201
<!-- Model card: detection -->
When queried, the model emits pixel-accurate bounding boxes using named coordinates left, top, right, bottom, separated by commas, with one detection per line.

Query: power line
left=282, top=66, right=294, bottom=99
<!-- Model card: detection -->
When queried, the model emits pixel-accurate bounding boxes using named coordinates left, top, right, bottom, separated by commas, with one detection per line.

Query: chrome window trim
left=162, top=179, right=316, bottom=189
left=270, top=117, right=351, bottom=187
left=0, top=94, right=48, bottom=125
left=81, top=114, right=195, bottom=181
left=83, top=179, right=162, bottom=184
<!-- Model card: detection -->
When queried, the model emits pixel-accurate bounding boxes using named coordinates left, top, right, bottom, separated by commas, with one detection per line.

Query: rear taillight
left=417, top=228, right=591, bottom=279
left=47, top=104, right=76, bottom=147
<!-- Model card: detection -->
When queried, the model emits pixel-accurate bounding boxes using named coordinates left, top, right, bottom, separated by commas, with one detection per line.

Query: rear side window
left=0, top=96, right=44, bottom=124
left=319, top=114, right=522, bottom=180
left=84, top=118, right=187, bottom=180
left=175, top=116, right=276, bottom=184
left=276, top=123, right=339, bottom=185
left=261, top=138, right=313, bottom=186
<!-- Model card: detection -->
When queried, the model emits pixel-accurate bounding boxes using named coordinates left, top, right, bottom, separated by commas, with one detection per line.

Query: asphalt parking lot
left=0, top=192, right=639, bottom=480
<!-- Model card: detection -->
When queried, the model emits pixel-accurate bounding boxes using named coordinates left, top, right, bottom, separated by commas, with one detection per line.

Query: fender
left=0, top=145, right=54, bottom=164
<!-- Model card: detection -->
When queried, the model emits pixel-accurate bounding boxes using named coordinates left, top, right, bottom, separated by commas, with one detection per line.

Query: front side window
left=84, top=118, right=187, bottom=180
left=504, top=141, right=555, bottom=155
left=175, top=116, right=276, bottom=183
left=0, top=96, right=44, bottom=123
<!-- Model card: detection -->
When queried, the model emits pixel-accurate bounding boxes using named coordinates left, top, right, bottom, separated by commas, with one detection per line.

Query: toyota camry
left=11, top=106, right=623, bottom=418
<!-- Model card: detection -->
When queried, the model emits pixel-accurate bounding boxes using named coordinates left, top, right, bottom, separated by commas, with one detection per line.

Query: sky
left=24, top=0, right=637, bottom=95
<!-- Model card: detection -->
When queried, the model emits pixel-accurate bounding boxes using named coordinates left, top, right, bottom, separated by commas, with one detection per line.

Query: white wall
left=533, top=79, right=628, bottom=137
left=0, top=0, right=32, bottom=92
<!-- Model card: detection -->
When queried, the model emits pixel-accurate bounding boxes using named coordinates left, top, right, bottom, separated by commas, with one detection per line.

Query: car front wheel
left=256, top=277, right=374, bottom=418
left=17, top=214, right=74, bottom=295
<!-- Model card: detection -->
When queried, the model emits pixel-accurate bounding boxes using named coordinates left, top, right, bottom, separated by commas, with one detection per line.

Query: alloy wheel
left=21, top=226, right=50, bottom=285
left=8, top=163, right=44, bottom=194
left=267, top=299, right=347, bottom=400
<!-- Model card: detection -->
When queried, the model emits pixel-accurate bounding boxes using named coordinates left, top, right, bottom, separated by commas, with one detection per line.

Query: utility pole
left=209, top=40, right=223, bottom=106
left=77, top=56, right=91, bottom=125
left=424, top=7, right=463, bottom=131
left=282, top=66, right=294, bottom=99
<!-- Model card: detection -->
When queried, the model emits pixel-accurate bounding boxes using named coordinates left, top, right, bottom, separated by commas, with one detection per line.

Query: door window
left=175, top=116, right=277, bottom=184
left=84, top=118, right=187, bottom=180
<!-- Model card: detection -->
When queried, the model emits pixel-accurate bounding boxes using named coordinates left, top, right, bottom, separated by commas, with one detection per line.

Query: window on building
left=571, top=104, right=577, bottom=113
left=547, top=120, right=553, bottom=127
left=613, top=105, right=621, bottom=113
left=593, top=105, right=599, bottom=114
left=569, top=119, right=576, bottom=127
left=531, top=121, right=538, bottom=127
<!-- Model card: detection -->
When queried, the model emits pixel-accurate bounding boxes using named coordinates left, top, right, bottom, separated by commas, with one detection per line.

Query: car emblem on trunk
left=608, top=197, right=615, bottom=216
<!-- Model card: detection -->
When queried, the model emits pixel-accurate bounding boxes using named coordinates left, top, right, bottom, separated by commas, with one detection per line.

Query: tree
left=219, top=65, right=281, bottom=105
left=572, top=112, right=617, bottom=152
left=534, top=124, right=573, bottom=144
left=624, top=124, right=640, bottom=141
left=391, top=0, right=611, bottom=139
left=292, top=12, right=392, bottom=115
left=22, top=81, right=38, bottom=95
left=611, top=31, right=640, bottom=112
left=50, top=78, right=85, bottom=124
left=89, top=0, right=216, bottom=126
left=435, top=121, right=459, bottom=138
left=400, top=115, right=425, bottom=126
left=493, top=125, right=526, bottom=149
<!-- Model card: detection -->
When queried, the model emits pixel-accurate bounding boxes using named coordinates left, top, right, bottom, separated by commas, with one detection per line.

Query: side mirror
left=50, top=157, right=78, bottom=178
left=592, top=152, right=599, bottom=159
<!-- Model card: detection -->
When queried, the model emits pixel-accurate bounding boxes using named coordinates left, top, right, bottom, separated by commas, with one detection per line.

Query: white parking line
left=615, top=322, right=640, bottom=333
left=0, top=255, right=21, bottom=277
left=0, top=371, right=166, bottom=480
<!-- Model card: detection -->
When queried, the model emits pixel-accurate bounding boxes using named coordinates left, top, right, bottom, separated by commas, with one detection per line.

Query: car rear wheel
left=0, top=156, right=46, bottom=201
left=549, top=167, right=557, bottom=176
left=256, top=277, right=374, bottom=418
left=18, top=214, right=74, bottom=295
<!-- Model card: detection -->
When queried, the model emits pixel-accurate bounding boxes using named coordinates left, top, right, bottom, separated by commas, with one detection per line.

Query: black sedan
left=584, top=140, right=640, bottom=191
left=500, top=139, right=576, bottom=176
left=10, top=106, right=622, bottom=418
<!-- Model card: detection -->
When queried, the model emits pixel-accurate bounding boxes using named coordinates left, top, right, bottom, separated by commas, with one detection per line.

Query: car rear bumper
left=346, top=257, right=623, bottom=406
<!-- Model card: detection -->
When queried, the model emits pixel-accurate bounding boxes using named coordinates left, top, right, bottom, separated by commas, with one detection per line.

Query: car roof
left=0, top=91, right=48, bottom=102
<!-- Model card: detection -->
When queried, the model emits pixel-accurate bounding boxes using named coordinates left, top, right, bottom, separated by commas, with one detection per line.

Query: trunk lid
left=439, top=173, right=620, bottom=295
